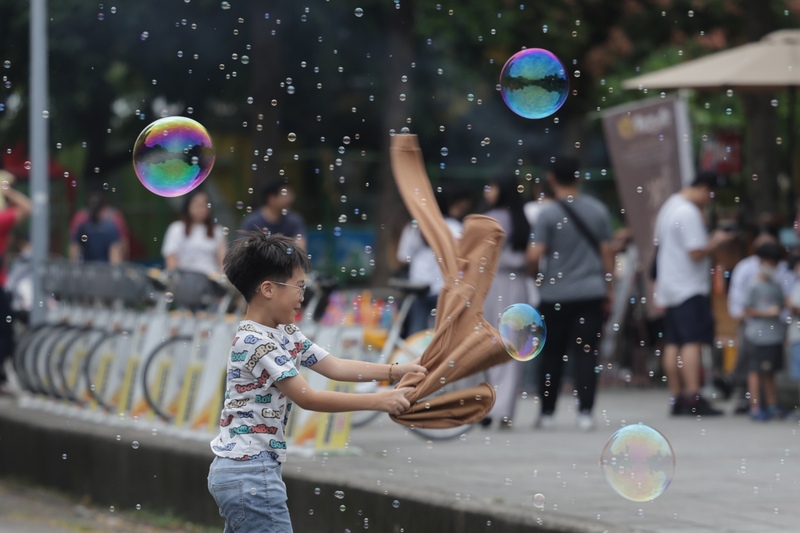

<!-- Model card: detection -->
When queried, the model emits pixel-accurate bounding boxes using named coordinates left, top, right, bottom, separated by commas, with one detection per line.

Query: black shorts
left=743, top=342, right=784, bottom=374
left=664, top=295, right=714, bottom=346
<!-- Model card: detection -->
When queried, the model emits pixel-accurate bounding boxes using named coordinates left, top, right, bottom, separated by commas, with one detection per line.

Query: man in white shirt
left=654, top=171, right=734, bottom=416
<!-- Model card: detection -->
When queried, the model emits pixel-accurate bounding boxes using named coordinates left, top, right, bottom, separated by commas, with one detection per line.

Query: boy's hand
left=378, top=387, right=413, bottom=415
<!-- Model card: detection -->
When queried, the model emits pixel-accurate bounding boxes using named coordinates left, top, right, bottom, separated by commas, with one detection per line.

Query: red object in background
left=699, top=131, right=742, bottom=175
left=1, top=143, right=152, bottom=260
left=1, top=142, right=72, bottom=180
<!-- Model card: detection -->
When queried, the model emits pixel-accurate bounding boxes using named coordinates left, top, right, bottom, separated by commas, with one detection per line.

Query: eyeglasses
left=271, top=281, right=307, bottom=297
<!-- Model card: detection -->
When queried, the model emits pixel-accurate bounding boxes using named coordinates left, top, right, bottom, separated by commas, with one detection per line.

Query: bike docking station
left=10, top=260, right=484, bottom=461
left=285, top=324, right=363, bottom=458
left=12, top=262, right=246, bottom=442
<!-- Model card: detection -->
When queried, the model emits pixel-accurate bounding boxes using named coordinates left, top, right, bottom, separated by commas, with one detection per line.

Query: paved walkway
left=290, top=388, right=800, bottom=533
left=2, top=387, right=800, bottom=532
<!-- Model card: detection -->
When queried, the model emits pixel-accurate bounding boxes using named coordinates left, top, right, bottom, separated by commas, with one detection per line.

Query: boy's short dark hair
left=548, top=156, right=580, bottom=186
left=755, top=241, right=783, bottom=263
left=224, top=232, right=311, bottom=301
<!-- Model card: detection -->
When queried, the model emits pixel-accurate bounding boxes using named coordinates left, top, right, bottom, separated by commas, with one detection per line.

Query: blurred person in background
left=396, top=186, right=470, bottom=335
left=526, top=157, right=613, bottom=432
left=0, top=169, right=31, bottom=395
left=740, top=242, right=786, bottom=421
left=481, top=173, right=530, bottom=429
left=653, top=171, right=735, bottom=417
left=240, top=179, right=306, bottom=252
left=162, top=188, right=227, bottom=276
left=69, top=189, right=130, bottom=261
left=726, top=228, right=792, bottom=414
left=69, top=190, right=123, bottom=264
left=5, top=228, right=32, bottom=325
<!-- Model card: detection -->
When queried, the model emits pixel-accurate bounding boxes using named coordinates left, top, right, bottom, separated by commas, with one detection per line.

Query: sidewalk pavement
left=2, top=387, right=799, bottom=533
left=292, top=387, right=800, bottom=533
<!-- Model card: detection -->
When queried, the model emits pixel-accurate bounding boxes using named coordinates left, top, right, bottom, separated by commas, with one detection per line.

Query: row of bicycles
left=10, top=261, right=481, bottom=441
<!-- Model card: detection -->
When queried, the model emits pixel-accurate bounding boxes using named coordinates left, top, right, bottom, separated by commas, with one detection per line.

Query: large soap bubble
left=601, top=423, right=675, bottom=502
left=132, top=116, right=215, bottom=197
left=498, top=303, right=546, bottom=362
left=499, top=48, right=568, bottom=119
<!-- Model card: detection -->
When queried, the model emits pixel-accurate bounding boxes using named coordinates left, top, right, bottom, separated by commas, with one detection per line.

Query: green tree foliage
left=1, top=0, right=798, bottom=264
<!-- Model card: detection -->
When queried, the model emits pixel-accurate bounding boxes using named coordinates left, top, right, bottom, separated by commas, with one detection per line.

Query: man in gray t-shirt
left=527, top=157, right=614, bottom=432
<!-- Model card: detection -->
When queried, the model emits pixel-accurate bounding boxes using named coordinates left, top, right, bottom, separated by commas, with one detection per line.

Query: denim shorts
left=208, top=455, right=292, bottom=533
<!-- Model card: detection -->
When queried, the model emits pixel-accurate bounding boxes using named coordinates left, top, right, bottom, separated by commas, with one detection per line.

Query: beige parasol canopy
left=622, top=29, right=800, bottom=91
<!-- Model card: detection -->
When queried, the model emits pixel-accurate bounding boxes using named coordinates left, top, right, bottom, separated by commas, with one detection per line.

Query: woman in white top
left=162, top=189, right=227, bottom=275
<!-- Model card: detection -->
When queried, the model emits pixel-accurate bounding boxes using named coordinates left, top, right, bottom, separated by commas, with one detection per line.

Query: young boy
left=208, top=233, right=426, bottom=532
left=742, top=242, right=786, bottom=421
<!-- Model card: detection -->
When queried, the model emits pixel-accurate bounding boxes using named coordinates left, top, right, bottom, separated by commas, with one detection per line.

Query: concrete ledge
left=0, top=397, right=622, bottom=533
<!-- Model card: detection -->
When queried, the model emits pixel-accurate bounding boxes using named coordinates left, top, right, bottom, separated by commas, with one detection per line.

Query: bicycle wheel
left=82, top=329, right=134, bottom=411
left=350, top=330, right=434, bottom=429
left=44, top=326, right=87, bottom=399
left=141, top=335, right=194, bottom=422
left=390, top=329, right=489, bottom=441
left=12, top=323, right=48, bottom=393
left=29, top=325, right=72, bottom=396
left=57, top=326, right=104, bottom=403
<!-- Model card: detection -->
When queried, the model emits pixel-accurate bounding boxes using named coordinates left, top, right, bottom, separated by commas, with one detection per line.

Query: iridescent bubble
left=354, top=7, right=363, bottom=17
left=498, top=303, right=546, bottom=362
left=132, top=116, right=215, bottom=197
left=533, top=493, right=545, bottom=509
left=499, top=48, right=569, bottom=119
left=601, top=423, right=675, bottom=502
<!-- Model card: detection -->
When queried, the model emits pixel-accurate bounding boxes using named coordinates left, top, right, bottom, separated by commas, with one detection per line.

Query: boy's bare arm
left=312, top=355, right=426, bottom=383
left=274, top=373, right=413, bottom=415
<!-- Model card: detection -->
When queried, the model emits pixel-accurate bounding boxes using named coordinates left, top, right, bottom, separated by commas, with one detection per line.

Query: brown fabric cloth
left=389, top=134, right=512, bottom=429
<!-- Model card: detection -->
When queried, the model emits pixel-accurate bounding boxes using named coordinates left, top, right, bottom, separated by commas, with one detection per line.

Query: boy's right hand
left=379, top=387, right=413, bottom=415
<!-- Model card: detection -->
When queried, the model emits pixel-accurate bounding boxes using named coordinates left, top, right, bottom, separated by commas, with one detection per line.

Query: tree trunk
left=249, top=1, right=283, bottom=189
left=742, top=0, right=782, bottom=219
left=372, top=1, right=415, bottom=284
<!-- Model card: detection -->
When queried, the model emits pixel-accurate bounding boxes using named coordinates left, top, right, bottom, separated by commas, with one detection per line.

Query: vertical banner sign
left=601, top=96, right=693, bottom=317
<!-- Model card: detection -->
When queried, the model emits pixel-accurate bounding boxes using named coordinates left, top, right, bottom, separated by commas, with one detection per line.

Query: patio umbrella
left=622, top=29, right=800, bottom=91
left=622, top=29, right=800, bottom=213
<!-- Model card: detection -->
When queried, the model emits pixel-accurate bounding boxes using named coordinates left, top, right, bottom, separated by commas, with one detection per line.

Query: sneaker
left=670, top=395, right=688, bottom=416
left=767, top=405, right=787, bottom=420
left=577, top=412, right=595, bottom=432
left=750, top=409, right=770, bottom=422
left=686, top=395, right=723, bottom=416
left=535, top=414, right=555, bottom=430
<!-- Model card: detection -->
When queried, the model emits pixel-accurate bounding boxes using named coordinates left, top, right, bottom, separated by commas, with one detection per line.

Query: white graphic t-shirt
left=209, top=320, right=328, bottom=462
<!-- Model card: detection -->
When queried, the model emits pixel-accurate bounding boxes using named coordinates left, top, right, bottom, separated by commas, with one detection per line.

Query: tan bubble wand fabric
left=389, top=134, right=511, bottom=429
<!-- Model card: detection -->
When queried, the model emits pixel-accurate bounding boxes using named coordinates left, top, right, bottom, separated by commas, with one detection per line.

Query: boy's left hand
left=397, top=358, right=428, bottom=379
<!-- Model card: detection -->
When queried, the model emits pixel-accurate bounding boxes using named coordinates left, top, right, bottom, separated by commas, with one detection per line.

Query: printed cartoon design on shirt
left=209, top=320, right=329, bottom=463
